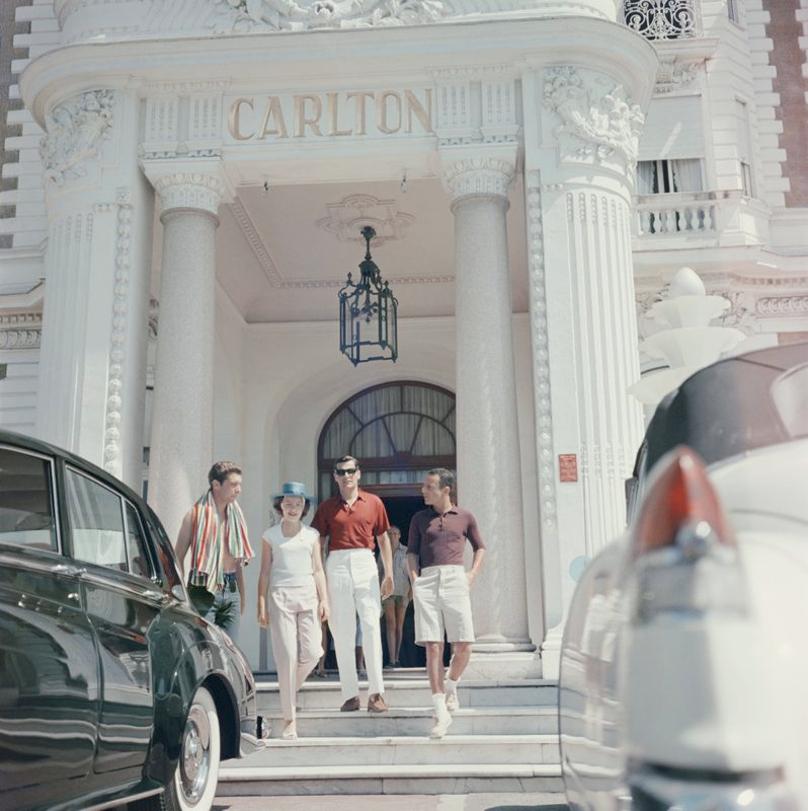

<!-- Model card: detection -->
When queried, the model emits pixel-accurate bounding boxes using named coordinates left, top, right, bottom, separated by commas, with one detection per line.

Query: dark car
left=0, top=430, right=262, bottom=811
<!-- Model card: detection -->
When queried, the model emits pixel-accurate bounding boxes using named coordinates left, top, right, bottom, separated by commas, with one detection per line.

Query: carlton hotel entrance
left=261, top=381, right=457, bottom=673
left=19, top=0, right=659, bottom=677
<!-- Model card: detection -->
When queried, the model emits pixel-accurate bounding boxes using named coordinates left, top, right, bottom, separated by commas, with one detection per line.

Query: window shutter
left=639, top=95, right=704, bottom=160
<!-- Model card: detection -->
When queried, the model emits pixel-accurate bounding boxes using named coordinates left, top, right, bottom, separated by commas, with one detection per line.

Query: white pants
left=326, top=549, right=384, bottom=701
left=269, top=583, right=323, bottom=721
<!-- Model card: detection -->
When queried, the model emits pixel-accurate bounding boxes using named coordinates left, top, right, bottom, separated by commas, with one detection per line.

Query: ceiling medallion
left=316, top=193, right=415, bottom=246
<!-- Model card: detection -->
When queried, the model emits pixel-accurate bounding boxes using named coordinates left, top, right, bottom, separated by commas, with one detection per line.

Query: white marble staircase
left=218, top=669, right=563, bottom=797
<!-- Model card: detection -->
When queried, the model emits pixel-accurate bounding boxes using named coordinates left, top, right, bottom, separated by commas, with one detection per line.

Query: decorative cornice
left=210, top=0, right=446, bottom=32
left=0, top=313, right=43, bottom=350
left=144, top=80, right=230, bottom=95
left=636, top=276, right=808, bottom=336
left=155, top=173, right=225, bottom=218
left=229, top=198, right=283, bottom=286
left=442, top=156, right=516, bottom=204
left=756, top=296, right=808, bottom=317
left=279, top=274, right=454, bottom=289
left=543, top=66, right=644, bottom=169
left=40, top=89, right=115, bottom=186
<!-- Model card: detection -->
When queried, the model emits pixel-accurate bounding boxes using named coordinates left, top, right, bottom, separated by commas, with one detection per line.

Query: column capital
left=440, top=146, right=518, bottom=207
left=541, top=64, right=645, bottom=178
left=153, top=171, right=226, bottom=220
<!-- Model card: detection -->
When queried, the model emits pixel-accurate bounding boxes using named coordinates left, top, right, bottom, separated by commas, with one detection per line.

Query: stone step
left=256, top=675, right=558, bottom=712
left=229, top=734, right=559, bottom=768
left=218, top=762, right=564, bottom=797
left=260, top=706, right=558, bottom=737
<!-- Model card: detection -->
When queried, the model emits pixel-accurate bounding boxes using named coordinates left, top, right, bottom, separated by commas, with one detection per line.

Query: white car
left=560, top=342, right=808, bottom=811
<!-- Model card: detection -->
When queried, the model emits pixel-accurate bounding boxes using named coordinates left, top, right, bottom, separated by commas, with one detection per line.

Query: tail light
left=630, top=446, right=746, bottom=622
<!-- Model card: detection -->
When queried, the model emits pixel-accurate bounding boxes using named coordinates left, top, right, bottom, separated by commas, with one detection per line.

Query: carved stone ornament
left=210, top=0, right=446, bottom=31
left=0, top=313, right=42, bottom=350
left=40, top=90, right=115, bottom=186
left=316, top=194, right=415, bottom=245
left=655, top=55, right=701, bottom=94
left=543, top=66, right=644, bottom=167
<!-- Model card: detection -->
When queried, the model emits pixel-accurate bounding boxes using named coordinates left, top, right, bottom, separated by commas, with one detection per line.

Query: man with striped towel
left=175, top=460, right=254, bottom=643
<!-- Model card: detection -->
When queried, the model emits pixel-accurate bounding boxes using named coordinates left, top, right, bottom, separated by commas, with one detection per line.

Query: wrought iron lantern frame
left=338, top=225, right=398, bottom=366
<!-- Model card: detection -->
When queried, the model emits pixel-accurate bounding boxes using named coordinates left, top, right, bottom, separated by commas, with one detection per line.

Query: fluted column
left=521, top=63, right=653, bottom=676
left=147, top=173, right=223, bottom=540
left=442, top=149, right=534, bottom=659
left=36, top=89, right=152, bottom=489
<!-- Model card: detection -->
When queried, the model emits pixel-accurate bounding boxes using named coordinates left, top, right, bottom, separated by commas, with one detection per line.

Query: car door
left=63, top=465, right=160, bottom=785
left=0, top=444, right=100, bottom=810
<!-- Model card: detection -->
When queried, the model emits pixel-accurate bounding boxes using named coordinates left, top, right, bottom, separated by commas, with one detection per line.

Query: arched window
left=317, top=381, right=455, bottom=499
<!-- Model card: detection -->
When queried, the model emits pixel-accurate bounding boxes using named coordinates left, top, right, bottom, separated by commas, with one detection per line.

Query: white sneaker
left=445, top=691, right=459, bottom=712
left=430, top=709, right=453, bottom=739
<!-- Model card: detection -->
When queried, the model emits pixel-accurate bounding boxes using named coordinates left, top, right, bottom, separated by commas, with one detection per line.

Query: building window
left=735, top=99, right=753, bottom=197
left=637, top=159, right=704, bottom=194
left=624, top=0, right=698, bottom=40
left=317, top=381, right=455, bottom=501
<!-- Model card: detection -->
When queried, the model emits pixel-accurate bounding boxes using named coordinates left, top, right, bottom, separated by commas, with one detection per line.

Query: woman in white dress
left=257, top=481, right=329, bottom=740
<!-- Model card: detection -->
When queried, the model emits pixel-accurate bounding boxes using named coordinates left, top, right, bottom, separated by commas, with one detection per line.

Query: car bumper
left=630, top=767, right=798, bottom=811
left=239, top=728, right=265, bottom=757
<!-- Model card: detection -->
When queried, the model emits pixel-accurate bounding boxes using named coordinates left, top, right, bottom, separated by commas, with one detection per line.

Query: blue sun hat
left=272, top=481, right=312, bottom=516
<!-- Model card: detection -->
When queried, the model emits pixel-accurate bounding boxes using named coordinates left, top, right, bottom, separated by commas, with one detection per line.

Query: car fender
left=143, top=607, right=245, bottom=784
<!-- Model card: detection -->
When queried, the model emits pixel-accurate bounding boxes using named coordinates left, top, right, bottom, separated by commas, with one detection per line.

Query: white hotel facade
left=0, top=0, right=807, bottom=674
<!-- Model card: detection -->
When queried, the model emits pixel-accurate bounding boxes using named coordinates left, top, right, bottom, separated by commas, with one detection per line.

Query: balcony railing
left=635, top=189, right=751, bottom=240
left=623, top=0, right=700, bottom=40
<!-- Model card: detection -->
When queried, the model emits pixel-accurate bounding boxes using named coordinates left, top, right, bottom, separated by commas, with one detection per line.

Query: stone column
left=36, top=89, right=152, bottom=489
left=147, top=172, right=223, bottom=540
left=521, top=64, right=651, bottom=677
left=442, top=149, right=535, bottom=671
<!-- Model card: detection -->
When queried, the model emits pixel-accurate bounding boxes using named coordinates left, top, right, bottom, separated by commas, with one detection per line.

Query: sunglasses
left=334, top=467, right=358, bottom=476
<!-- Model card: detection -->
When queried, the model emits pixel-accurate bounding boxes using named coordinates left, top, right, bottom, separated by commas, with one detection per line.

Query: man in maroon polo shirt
left=407, top=468, right=485, bottom=738
left=312, top=455, right=393, bottom=713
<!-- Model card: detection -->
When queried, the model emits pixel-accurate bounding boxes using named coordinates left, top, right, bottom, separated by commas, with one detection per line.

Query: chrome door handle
left=142, top=589, right=169, bottom=603
left=52, top=563, right=87, bottom=576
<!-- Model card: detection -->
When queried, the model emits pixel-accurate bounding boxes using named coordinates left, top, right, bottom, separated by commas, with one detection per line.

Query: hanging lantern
left=339, top=225, right=398, bottom=366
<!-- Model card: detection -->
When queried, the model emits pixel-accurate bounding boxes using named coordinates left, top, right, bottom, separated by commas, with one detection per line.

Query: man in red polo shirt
left=407, top=468, right=486, bottom=738
left=312, top=455, right=393, bottom=712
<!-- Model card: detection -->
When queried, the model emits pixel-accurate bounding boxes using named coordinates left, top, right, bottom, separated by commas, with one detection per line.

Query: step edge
left=219, top=764, right=563, bottom=781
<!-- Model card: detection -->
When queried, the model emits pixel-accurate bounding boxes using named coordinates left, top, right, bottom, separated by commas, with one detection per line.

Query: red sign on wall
left=558, top=454, right=578, bottom=483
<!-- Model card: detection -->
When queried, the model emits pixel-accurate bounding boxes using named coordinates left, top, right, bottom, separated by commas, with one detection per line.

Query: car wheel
left=165, top=685, right=221, bottom=811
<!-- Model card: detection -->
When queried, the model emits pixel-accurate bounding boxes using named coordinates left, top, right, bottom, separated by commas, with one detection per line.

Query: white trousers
left=269, top=583, right=322, bottom=721
left=326, top=548, right=384, bottom=701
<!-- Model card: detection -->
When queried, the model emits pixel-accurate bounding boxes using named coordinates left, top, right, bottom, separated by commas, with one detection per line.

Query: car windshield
left=641, top=342, right=808, bottom=478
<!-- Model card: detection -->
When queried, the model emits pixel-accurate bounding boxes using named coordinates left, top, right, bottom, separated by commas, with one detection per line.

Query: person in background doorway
left=380, top=525, right=411, bottom=668
left=175, top=461, right=253, bottom=644
left=407, top=468, right=485, bottom=738
left=312, top=455, right=393, bottom=713
left=257, top=481, right=329, bottom=740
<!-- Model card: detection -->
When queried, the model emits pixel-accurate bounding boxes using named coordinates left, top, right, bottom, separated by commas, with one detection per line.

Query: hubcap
left=179, top=704, right=211, bottom=804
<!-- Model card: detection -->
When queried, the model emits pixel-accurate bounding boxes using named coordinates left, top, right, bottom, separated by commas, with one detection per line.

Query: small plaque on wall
left=558, top=453, right=578, bottom=483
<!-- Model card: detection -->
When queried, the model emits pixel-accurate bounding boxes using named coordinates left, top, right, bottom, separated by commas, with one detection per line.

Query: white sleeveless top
left=262, top=523, right=319, bottom=588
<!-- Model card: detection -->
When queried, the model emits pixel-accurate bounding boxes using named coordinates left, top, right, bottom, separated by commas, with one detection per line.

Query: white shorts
left=413, top=565, right=475, bottom=645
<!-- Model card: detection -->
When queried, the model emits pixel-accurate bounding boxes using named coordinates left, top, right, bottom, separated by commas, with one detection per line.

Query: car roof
left=0, top=428, right=146, bottom=508
left=641, top=341, right=808, bottom=477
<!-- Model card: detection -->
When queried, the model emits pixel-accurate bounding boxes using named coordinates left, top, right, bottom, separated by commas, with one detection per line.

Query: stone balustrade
left=635, top=189, right=744, bottom=238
